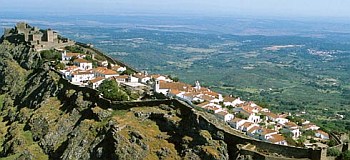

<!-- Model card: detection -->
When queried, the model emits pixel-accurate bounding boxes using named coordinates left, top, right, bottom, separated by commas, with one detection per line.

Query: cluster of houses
left=56, top=47, right=330, bottom=147
left=58, top=51, right=172, bottom=92
left=154, top=80, right=330, bottom=146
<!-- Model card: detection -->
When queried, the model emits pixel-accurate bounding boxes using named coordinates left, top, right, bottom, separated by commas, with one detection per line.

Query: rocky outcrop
left=0, top=37, right=229, bottom=159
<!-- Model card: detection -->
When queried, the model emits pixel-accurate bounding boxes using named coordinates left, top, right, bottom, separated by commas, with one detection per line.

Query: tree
left=342, top=150, right=350, bottom=160
left=65, top=45, right=84, bottom=53
left=55, top=63, right=65, bottom=70
left=40, top=49, right=61, bottom=60
left=107, top=62, right=112, bottom=69
left=235, top=113, right=248, bottom=119
left=84, top=55, right=93, bottom=61
left=69, top=56, right=77, bottom=63
left=327, top=148, right=341, bottom=157
left=98, top=79, right=129, bottom=101
left=121, top=69, right=134, bottom=75
left=168, top=75, right=179, bottom=82
left=327, top=139, right=338, bottom=147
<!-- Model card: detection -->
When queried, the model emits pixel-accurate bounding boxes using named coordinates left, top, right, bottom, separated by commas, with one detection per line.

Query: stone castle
left=3, top=22, right=74, bottom=51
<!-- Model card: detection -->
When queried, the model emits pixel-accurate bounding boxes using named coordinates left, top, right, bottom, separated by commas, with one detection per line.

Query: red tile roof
left=316, top=130, right=328, bottom=136
left=247, top=126, right=260, bottom=133
left=268, top=134, right=286, bottom=143
left=89, top=77, right=105, bottom=83
left=262, top=111, right=278, bottom=119
left=230, top=118, right=243, bottom=123
left=284, top=122, right=298, bottom=128
left=197, top=101, right=210, bottom=108
left=94, top=67, right=118, bottom=75
left=66, top=52, right=81, bottom=57
left=71, top=70, right=93, bottom=75
left=201, top=95, right=215, bottom=101
left=223, top=96, right=235, bottom=102
left=159, top=81, right=193, bottom=92
left=133, top=73, right=148, bottom=79
left=261, top=128, right=277, bottom=135
left=216, top=111, right=228, bottom=116
left=169, top=89, right=182, bottom=95
left=242, top=122, right=254, bottom=128
left=73, top=58, right=90, bottom=63
left=202, top=91, right=219, bottom=97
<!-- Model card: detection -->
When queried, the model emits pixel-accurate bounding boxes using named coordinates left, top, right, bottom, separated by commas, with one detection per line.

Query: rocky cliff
left=0, top=36, right=229, bottom=159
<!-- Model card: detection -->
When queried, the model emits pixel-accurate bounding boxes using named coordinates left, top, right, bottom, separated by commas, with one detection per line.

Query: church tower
left=195, top=81, right=201, bottom=91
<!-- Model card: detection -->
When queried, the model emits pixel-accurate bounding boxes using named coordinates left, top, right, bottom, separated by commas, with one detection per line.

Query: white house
left=152, top=74, right=173, bottom=82
left=248, top=114, right=261, bottom=123
left=315, top=130, right=329, bottom=140
left=247, top=126, right=261, bottom=137
left=88, top=77, right=105, bottom=89
left=59, top=65, right=80, bottom=78
left=282, top=122, right=301, bottom=138
left=239, top=121, right=255, bottom=132
left=302, top=123, right=320, bottom=131
left=133, top=73, right=151, bottom=84
left=73, top=59, right=93, bottom=70
left=112, top=65, right=127, bottom=72
left=258, top=128, right=278, bottom=141
left=215, top=111, right=234, bottom=122
left=261, top=111, right=278, bottom=122
left=154, top=80, right=192, bottom=95
left=128, top=75, right=139, bottom=83
left=94, top=67, right=119, bottom=78
left=228, top=118, right=247, bottom=130
left=210, top=94, right=224, bottom=104
left=112, top=75, right=128, bottom=83
left=267, top=134, right=288, bottom=145
left=99, top=60, right=108, bottom=67
left=276, top=117, right=289, bottom=125
left=232, top=97, right=245, bottom=107
left=61, top=51, right=86, bottom=61
left=70, top=70, right=95, bottom=83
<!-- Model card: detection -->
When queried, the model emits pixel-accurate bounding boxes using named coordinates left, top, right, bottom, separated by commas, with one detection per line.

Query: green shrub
left=64, top=45, right=84, bottom=53
left=98, top=79, right=129, bottom=101
left=327, top=148, right=341, bottom=156
left=342, top=150, right=350, bottom=160
left=40, top=50, right=61, bottom=60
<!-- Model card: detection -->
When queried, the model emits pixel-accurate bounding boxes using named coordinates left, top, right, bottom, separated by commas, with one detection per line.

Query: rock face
left=0, top=34, right=229, bottom=159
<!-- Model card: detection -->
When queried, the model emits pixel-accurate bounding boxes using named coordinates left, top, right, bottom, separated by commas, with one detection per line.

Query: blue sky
left=1, top=0, right=349, bottom=18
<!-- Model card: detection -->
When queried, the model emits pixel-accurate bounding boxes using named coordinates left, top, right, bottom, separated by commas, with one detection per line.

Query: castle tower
left=46, top=29, right=54, bottom=42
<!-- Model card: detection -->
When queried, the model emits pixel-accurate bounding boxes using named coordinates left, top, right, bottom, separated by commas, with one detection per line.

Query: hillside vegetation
left=0, top=36, right=228, bottom=159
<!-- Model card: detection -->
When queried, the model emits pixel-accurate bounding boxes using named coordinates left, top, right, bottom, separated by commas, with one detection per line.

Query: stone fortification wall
left=52, top=68, right=326, bottom=160
left=328, top=132, right=344, bottom=153
left=169, top=99, right=326, bottom=160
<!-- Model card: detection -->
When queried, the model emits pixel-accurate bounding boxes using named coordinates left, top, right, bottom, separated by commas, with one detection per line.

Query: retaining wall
left=170, top=99, right=326, bottom=160
left=52, top=69, right=327, bottom=160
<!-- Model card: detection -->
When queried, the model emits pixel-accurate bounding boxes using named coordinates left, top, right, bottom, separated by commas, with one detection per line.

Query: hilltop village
left=3, top=22, right=341, bottom=154
left=32, top=28, right=332, bottom=149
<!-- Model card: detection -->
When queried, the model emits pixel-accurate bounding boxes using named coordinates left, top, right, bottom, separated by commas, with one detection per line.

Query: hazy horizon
left=1, top=0, right=350, bottom=20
